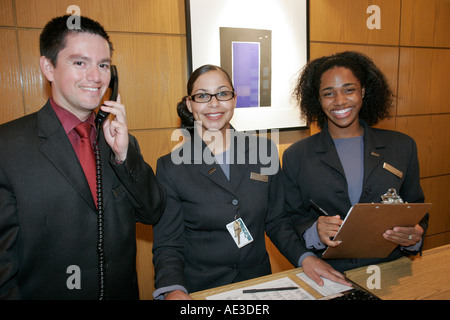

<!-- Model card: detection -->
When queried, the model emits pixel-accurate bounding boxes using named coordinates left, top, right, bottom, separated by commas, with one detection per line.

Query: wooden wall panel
left=131, top=129, right=181, bottom=169
left=0, top=29, right=25, bottom=124
left=136, top=223, right=154, bottom=300
left=421, top=175, right=450, bottom=236
left=0, top=0, right=15, bottom=26
left=400, top=0, right=450, bottom=48
left=397, top=47, right=450, bottom=115
left=15, top=0, right=186, bottom=34
left=109, top=33, right=187, bottom=130
left=424, top=232, right=450, bottom=250
left=310, top=0, right=401, bottom=45
left=17, top=30, right=52, bottom=115
left=396, top=115, right=450, bottom=178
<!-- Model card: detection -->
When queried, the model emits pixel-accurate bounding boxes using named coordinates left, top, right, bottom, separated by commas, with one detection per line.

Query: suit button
left=129, top=169, right=137, bottom=182
left=232, top=199, right=239, bottom=206
left=232, top=264, right=239, bottom=270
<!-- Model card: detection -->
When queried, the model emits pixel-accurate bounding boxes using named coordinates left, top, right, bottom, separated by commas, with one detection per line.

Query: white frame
left=186, top=0, right=309, bottom=131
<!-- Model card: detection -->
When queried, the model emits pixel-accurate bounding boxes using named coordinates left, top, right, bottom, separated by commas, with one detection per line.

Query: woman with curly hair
left=283, top=51, right=429, bottom=272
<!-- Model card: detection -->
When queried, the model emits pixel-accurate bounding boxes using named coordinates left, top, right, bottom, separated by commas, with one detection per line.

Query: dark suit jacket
left=0, top=101, right=165, bottom=299
left=282, top=120, right=428, bottom=272
left=152, top=130, right=307, bottom=293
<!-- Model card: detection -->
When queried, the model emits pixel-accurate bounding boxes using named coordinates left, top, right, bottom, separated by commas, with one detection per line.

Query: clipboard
left=322, top=203, right=431, bottom=259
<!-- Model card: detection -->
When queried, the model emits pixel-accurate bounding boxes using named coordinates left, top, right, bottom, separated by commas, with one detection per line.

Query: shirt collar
left=50, top=97, right=96, bottom=134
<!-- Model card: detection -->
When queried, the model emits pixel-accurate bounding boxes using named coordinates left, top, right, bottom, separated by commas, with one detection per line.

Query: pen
left=309, top=199, right=330, bottom=216
left=243, top=287, right=298, bottom=293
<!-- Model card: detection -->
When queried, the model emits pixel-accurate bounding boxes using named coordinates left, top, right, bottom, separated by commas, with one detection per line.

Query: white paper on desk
left=296, top=272, right=351, bottom=297
left=206, top=277, right=315, bottom=300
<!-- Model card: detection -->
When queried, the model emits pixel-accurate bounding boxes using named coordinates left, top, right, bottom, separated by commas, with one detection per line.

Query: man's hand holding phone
left=101, top=94, right=128, bottom=163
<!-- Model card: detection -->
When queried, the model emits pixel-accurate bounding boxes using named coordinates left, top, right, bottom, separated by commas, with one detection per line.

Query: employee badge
left=226, top=215, right=253, bottom=248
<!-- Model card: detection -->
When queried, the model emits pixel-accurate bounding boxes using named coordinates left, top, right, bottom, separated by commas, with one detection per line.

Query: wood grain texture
left=0, top=30, right=25, bottom=124
left=421, top=175, right=450, bottom=235
left=109, top=33, right=187, bottom=130
left=15, top=0, right=186, bottom=34
left=0, top=0, right=15, bottom=27
left=397, top=47, right=450, bottom=115
left=310, top=0, right=401, bottom=45
left=396, top=115, right=450, bottom=178
left=400, top=0, right=450, bottom=48
left=346, top=245, right=450, bottom=300
left=17, top=30, right=52, bottom=115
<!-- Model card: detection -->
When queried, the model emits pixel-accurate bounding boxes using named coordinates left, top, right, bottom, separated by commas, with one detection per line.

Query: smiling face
left=319, top=66, right=365, bottom=139
left=40, top=32, right=112, bottom=121
left=186, top=69, right=236, bottom=136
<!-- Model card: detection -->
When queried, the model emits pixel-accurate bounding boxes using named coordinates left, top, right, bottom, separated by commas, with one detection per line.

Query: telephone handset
left=95, top=64, right=119, bottom=129
left=94, top=64, right=118, bottom=300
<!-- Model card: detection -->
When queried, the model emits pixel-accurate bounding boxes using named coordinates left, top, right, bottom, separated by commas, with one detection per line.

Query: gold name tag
left=250, top=172, right=269, bottom=182
left=383, top=162, right=403, bottom=179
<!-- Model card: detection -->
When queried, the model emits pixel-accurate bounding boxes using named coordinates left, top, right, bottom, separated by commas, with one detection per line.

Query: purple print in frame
left=187, top=0, right=308, bottom=131
left=232, top=42, right=260, bottom=108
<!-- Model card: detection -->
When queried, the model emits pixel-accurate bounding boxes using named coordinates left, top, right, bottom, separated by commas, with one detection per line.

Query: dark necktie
left=74, top=122, right=97, bottom=207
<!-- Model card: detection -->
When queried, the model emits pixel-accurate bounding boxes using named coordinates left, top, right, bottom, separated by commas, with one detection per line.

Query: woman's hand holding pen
left=317, top=215, right=343, bottom=247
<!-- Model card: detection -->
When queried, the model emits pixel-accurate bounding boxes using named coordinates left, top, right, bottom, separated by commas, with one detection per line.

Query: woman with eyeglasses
left=152, top=64, right=349, bottom=300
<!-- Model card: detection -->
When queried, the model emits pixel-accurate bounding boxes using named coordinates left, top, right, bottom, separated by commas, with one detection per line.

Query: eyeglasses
left=190, top=91, right=235, bottom=103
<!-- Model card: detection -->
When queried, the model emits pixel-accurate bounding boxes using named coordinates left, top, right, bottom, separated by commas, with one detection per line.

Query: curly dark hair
left=177, top=65, right=234, bottom=133
left=293, top=51, right=393, bottom=128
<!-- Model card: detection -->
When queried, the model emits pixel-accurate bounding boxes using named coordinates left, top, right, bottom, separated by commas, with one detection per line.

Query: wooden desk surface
left=345, top=244, right=450, bottom=300
left=191, top=244, right=450, bottom=300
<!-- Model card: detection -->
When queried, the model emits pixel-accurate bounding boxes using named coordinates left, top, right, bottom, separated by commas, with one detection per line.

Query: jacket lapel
left=229, top=131, right=251, bottom=192
left=196, top=130, right=250, bottom=197
left=316, top=119, right=388, bottom=200
left=362, top=121, right=385, bottom=184
left=316, top=121, right=386, bottom=183
left=316, top=123, right=346, bottom=177
left=37, top=102, right=97, bottom=210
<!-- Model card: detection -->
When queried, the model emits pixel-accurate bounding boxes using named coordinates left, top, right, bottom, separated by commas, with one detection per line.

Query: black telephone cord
left=94, top=139, right=106, bottom=300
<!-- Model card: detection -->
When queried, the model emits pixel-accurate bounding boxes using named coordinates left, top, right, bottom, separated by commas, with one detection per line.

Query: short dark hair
left=177, top=65, right=234, bottom=133
left=293, top=51, right=394, bottom=127
left=39, top=15, right=113, bottom=66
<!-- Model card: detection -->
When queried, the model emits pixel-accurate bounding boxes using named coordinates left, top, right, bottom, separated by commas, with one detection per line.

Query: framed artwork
left=186, top=0, right=309, bottom=131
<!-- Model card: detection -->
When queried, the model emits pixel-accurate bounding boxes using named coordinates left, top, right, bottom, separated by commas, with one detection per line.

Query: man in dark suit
left=0, top=15, right=165, bottom=299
